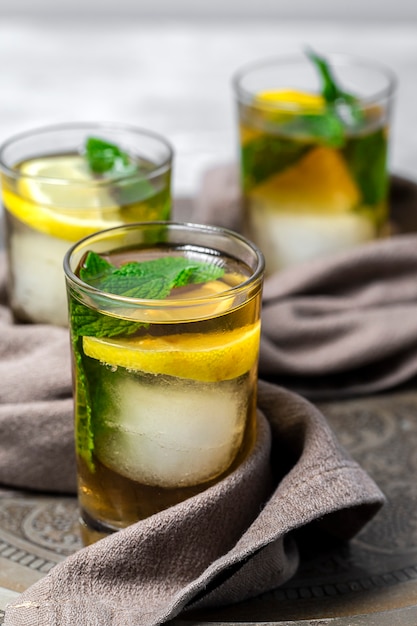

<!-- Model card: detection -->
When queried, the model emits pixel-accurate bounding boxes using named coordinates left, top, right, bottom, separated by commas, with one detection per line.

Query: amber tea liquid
left=66, top=232, right=263, bottom=545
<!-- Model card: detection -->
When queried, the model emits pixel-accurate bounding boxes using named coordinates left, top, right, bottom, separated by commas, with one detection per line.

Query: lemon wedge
left=240, top=89, right=326, bottom=144
left=83, top=321, right=261, bottom=382
left=250, top=146, right=359, bottom=214
left=2, top=155, right=121, bottom=241
left=256, top=89, right=325, bottom=112
left=17, top=155, right=109, bottom=205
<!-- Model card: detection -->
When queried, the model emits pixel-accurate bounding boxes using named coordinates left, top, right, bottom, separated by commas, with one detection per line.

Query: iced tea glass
left=233, top=52, right=396, bottom=274
left=0, top=122, right=173, bottom=326
left=64, top=221, right=264, bottom=545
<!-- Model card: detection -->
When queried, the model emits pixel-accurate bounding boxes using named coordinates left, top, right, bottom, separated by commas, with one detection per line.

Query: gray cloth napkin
left=0, top=259, right=76, bottom=493
left=4, top=379, right=384, bottom=626
left=195, top=164, right=417, bottom=399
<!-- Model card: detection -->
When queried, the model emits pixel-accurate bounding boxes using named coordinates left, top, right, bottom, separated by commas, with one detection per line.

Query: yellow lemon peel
left=2, top=155, right=121, bottom=241
left=250, top=146, right=360, bottom=214
left=3, top=188, right=123, bottom=241
left=83, top=321, right=261, bottom=382
left=240, top=89, right=326, bottom=141
left=256, top=89, right=325, bottom=112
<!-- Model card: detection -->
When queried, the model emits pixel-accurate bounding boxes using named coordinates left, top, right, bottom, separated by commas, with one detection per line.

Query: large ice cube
left=248, top=203, right=376, bottom=274
left=95, top=375, right=247, bottom=488
left=10, top=229, right=71, bottom=326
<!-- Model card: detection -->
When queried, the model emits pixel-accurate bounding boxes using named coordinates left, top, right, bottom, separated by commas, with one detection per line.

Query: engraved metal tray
left=1, top=389, right=417, bottom=624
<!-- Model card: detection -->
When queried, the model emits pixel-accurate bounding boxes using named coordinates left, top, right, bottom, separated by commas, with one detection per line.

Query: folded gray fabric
left=195, top=164, right=417, bottom=399
left=4, top=379, right=384, bottom=626
left=0, top=259, right=76, bottom=493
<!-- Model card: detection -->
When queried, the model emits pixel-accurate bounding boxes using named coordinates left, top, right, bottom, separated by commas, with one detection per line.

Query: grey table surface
left=1, top=14, right=417, bottom=624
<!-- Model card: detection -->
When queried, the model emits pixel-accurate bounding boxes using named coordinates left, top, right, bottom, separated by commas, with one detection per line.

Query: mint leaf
left=72, top=252, right=225, bottom=338
left=84, top=136, right=158, bottom=207
left=306, top=48, right=350, bottom=104
left=85, top=136, right=136, bottom=175
left=79, top=251, right=114, bottom=285
left=343, top=127, right=388, bottom=206
left=282, top=112, right=345, bottom=148
left=90, top=256, right=225, bottom=297
left=70, top=300, right=145, bottom=338
left=241, top=134, right=311, bottom=190
left=303, top=48, right=364, bottom=146
left=306, top=48, right=364, bottom=119
left=73, top=344, right=95, bottom=471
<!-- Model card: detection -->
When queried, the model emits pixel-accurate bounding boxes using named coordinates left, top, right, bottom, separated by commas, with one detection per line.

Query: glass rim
left=63, top=221, right=265, bottom=308
left=232, top=51, right=397, bottom=107
left=0, top=121, right=174, bottom=184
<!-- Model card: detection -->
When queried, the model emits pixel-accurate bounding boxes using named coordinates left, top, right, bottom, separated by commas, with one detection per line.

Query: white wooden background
left=0, top=11, right=416, bottom=197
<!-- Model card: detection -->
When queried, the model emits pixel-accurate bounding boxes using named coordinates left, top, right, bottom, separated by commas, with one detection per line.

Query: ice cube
left=95, top=375, right=247, bottom=488
left=248, top=203, right=376, bottom=274
left=10, top=229, right=70, bottom=326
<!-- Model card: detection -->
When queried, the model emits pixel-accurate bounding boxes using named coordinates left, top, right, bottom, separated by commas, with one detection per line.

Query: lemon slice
left=83, top=321, right=261, bottom=382
left=3, top=155, right=121, bottom=241
left=18, top=155, right=104, bottom=204
left=240, top=89, right=326, bottom=143
left=250, top=146, right=359, bottom=214
left=256, top=89, right=325, bottom=111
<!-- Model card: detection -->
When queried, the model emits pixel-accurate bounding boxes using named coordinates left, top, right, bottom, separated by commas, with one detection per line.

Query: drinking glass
left=0, top=122, right=173, bottom=325
left=232, top=52, right=396, bottom=274
left=64, top=221, right=264, bottom=545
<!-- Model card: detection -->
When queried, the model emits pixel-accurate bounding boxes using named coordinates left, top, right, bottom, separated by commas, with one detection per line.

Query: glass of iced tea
left=64, top=221, right=264, bottom=545
left=232, top=50, right=396, bottom=274
left=0, top=122, right=173, bottom=326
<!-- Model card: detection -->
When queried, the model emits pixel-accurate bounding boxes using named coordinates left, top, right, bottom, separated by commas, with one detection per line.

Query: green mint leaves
left=70, top=301, right=145, bottom=338
left=80, top=251, right=225, bottom=298
left=266, top=49, right=364, bottom=151
left=303, top=48, right=364, bottom=146
left=342, top=127, right=388, bottom=206
left=241, top=134, right=310, bottom=190
left=85, top=137, right=136, bottom=175
left=72, top=252, right=225, bottom=338
left=306, top=49, right=355, bottom=106
left=84, top=136, right=157, bottom=204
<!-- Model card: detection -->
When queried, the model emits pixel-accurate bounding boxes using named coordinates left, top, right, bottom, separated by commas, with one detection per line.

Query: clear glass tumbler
left=0, top=122, right=173, bottom=325
left=232, top=51, right=396, bottom=274
left=64, top=221, right=264, bottom=545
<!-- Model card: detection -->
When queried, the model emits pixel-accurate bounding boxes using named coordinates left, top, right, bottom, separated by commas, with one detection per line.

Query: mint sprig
left=85, top=137, right=136, bottom=175
left=241, top=134, right=310, bottom=190
left=304, top=49, right=364, bottom=140
left=72, top=252, right=225, bottom=338
left=271, top=49, right=365, bottom=150
left=306, top=49, right=356, bottom=106
left=80, top=252, right=225, bottom=296
left=84, top=136, right=157, bottom=205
